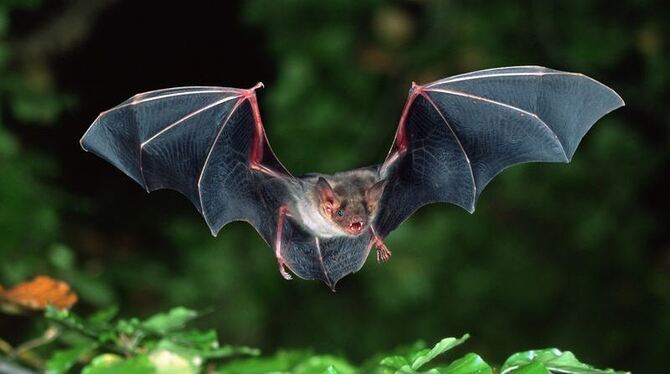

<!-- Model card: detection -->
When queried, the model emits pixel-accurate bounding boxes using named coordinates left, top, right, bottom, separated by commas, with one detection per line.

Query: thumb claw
left=280, top=270, right=292, bottom=280
left=279, top=265, right=292, bottom=280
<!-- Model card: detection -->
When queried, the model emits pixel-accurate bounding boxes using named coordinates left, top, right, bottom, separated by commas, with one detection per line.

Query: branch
left=10, top=0, right=119, bottom=63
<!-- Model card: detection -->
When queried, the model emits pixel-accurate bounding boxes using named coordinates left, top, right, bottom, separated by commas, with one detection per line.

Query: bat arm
left=244, top=83, right=294, bottom=179
left=244, top=82, right=265, bottom=168
left=380, top=82, right=422, bottom=176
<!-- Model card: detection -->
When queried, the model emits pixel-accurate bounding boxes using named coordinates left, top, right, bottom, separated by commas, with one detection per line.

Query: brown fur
left=314, top=169, right=386, bottom=236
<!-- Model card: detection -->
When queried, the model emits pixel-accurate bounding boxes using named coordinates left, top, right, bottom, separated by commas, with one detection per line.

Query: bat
left=80, top=66, right=624, bottom=289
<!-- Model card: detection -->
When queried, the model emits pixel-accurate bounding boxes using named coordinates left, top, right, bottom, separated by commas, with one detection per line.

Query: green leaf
left=379, top=355, right=411, bottom=370
left=411, top=334, right=470, bottom=370
left=149, top=348, right=199, bottom=374
left=157, top=329, right=259, bottom=360
left=217, top=352, right=355, bottom=374
left=45, top=306, right=120, bottom=345
left=505, top=362, right=551, bottom=374
left=46, top=306, right=99, bottom=337
left=142, top=307, right=199, bottom=334
left=501, top=349, right=628, bottom=374
left=46, top=342, right=98, bottom=374
left=440, top=353, right=492, bottom=374
left=325, top=365, right=339, bottom=374
left=149, top=339, right=201, bottom=367
left=45, top=305, right=73, bottom=321
left=169, top=329, right=218, bottom=353
left=205, top=344, right=261, bottom=359
left=148, top=337, right=259, bottom=374
left=395, top=365, right=420, bottom=374
left=292, top=355, right=357, bottom=374
left=217, top=350, right=311, bottom=373
left=81, top=354, right=154, bottom=374
left=169, top=329, right=259, bottom=358
left=115, top=318, right=141, bottom=335
left=87, top=305, right=119, bottom=325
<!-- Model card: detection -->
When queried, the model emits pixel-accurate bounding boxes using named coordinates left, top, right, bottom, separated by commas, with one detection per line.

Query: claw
left=373, top=236, right=392, bottom=263
left=278, top=260, right=292, bottom=280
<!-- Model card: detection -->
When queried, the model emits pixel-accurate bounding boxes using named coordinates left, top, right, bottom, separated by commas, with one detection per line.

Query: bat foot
left=376, top=247, right=392, bottom=263
left=374, top=238, right=392, bottom=263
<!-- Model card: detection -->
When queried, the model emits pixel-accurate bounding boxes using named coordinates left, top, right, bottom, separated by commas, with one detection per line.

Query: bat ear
left=366, top=179, right=388, bottom=211
left=316, top=177, right=338, bottom=206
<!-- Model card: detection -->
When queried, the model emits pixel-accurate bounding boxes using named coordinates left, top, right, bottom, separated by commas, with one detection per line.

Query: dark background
left=1, top=0, right=668, bottom=372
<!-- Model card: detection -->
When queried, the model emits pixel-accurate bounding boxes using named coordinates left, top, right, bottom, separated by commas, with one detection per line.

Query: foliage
left=0, top=306, right=624, bottom=373
left=41, top=306, right=259, bottom=373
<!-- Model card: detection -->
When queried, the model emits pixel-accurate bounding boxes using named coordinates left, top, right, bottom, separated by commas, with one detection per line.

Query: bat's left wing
left=80, top=84, right=295, bottom=240
left=80, top=84, right=369, bottom=289
left=373, top=66, right=624, bottom=237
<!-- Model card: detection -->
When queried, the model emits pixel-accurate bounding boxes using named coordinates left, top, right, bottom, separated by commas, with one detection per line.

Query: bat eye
left=336, top=209, right=344, bottom=217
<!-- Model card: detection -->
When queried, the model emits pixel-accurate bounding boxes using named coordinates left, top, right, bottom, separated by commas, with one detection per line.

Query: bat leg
left=370, top=227, right=392, bottom=263
left=274, top=205, right=292, bottom=280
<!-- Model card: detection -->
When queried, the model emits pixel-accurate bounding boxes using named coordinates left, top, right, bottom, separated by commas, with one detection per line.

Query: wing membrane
left=80, top=87, right=291, bottom=236
left=374, top=66, right=624, bottom=236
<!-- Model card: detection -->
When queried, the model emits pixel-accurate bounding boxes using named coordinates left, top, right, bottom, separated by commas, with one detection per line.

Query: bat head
left=316, top=177, right=387, bottom=236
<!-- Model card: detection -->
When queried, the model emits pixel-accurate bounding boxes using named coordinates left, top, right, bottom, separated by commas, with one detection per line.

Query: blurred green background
left=1, top=0, right=668, bottom=372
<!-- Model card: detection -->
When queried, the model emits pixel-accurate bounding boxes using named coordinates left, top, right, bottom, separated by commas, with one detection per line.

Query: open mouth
left=348, top=221, right=364, bottom=233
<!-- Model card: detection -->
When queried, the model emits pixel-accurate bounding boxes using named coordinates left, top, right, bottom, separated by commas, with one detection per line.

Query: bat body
left=80, top=66, right=624, bottom=289
left=291, top=168, right=383, bottom=239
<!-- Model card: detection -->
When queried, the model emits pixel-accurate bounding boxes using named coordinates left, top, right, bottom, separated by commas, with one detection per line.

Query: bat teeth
left=348, top=221, right=366, bottom=234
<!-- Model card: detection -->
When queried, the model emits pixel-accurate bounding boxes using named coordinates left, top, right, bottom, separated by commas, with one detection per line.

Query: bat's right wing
left=373, top=66, right=624, bottom=237
left=80, top=85, right=293, bottom=239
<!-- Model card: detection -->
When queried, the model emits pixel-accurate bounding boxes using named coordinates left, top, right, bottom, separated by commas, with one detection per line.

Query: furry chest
left=292, top=199, right=343, bottom=238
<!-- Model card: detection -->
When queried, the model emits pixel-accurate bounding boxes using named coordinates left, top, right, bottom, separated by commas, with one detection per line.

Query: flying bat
left=80, top=66, right=624, bottom=289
